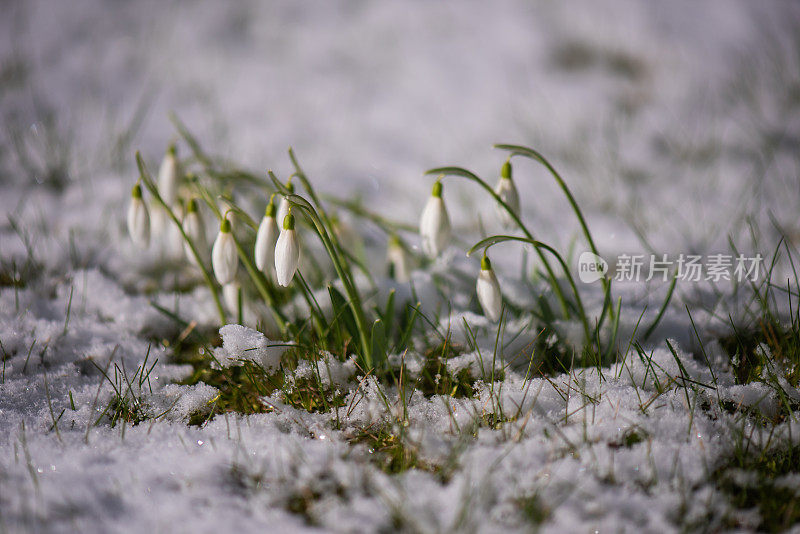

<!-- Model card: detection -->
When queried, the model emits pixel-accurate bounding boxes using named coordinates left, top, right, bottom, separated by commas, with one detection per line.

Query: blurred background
left=1, top=0, right=799, bottom=263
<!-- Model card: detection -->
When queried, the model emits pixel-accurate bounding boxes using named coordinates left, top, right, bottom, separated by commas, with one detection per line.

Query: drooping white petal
left=254, top=215, right=279, bottom=276
left=495, top=176, right=520, bottom=228
left=476, top=266, right=502, bottom=323
left=149, top=201, right=167, bottom=237
left=127, top=196, right=150, bottom=248
left=157, top=148, right=180, bottom=207
left=275, top=228, right=300, bottom=287
left=387, top=239, right=412, bottom=283
left=276, top=197, right=291, bottom=230
left=419, top=196, right=451, bottom=258
left=183, top=210, right=207, bottom=265
left=223, top=281, right=241, bottom=316
left=165, top=202, right=185, bottom=259
left=212, top=225, right=238, bottom=285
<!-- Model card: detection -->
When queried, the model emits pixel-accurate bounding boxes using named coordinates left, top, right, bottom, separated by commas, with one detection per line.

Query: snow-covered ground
left=2, top=1, right=800, bottom=532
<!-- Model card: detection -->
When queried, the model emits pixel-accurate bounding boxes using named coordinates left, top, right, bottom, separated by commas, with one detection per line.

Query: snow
left=214, top=324, right=288, bottom=371
left=2, top=0, right=800, bottom=532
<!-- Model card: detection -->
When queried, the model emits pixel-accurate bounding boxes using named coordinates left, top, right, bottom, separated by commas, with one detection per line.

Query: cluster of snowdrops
left=126, top=145, right=518, bottom=329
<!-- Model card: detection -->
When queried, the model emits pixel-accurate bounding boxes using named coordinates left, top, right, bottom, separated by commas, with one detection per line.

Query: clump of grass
left=413, top=340, right=476, bottom=399
left=515, top=492, right=551, bottom=527
left=609, top=426, right=648, bottom=450
left=713, top=240, right=800, bottom=400
left=720, top=322, right=800, bottom=387
left=179, top=348, right=346, bottom=426
left=104, top=395, right=149, bottom=428
left=183, top=359, right=276, bottom=425
left=285, top=489, right=321, bottom=525
left=91, top=348, right=158, bottom=428
left=349, top=423, right=439, bottom=476
left=281, top=370, right=347, bottom=414
left=715, top=442, right=800, bottom=532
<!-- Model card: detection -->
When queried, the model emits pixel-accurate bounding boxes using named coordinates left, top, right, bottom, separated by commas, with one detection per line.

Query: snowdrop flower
left=165, top=199, right=185, bottom=259
left=419, top=180, right=451, bottom=258
left=127, top=184, right=150, bottom=248
left=183, top=198, right=207, bottom=265
left=494, top=160, right=519, bottom=228
left=476, top=254, right=502, bottom=323
left=387, top=235, right=411, bottom=283
left=212, top=217, right=238, bottom=285
left=275, top=211, right=300, bottom=287
left=254, top=196, right=279, bottom=277
left=223, top=281, right=241, bottom=316
left=158, top=144, right=180, bottom=207
left=149, top=201, right=167, bottom=237
left=276, top=179, right=294, bottom=229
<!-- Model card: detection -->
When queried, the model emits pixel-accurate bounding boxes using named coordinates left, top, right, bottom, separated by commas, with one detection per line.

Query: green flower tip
left=220, top=218, right=232, bottom=233
left=265, top=198, right=277, bottom=218
left=167, top=143, right=177, bottom=156
left=389, top=234, right=402, bottom=247
left=187, top=198, right=199, bottom=213
left=431, top=180, right=443, bottom=198
left=283, top=212, right=295, bottom=230
left=131, top=184, right=143, bottom=199
left=481, top=254, right=492, bottom=271
left=501, top=160, right=512, bottom=179
left=285, top=180, right=295, bottom=194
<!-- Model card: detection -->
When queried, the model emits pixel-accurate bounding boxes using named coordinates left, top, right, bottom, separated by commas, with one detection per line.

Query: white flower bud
left=165, top=199, right=185, bottom=259
left=127, top=184, right=150, bottom=248
left=212, top=218, right=238, bottom=285
left=254, top=198, right=279, bottom=278
left=183, top=199, right=207, bottom=265
left=419, top=181, right=451, bottom=258
left=495, top=161, right=519, bottom=228
left=276, top=179, right=294, bottom=229
left=387, top=235, right=411, bottom=283
left=275, top=212, right=300, bottom=287
left=158, top=144, right=180, bottom=207
left=149, top=201, right=167, bottom=237
left=223, top=281, right=241, bottom=316
left=476, top=255, right=502, bottom=323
